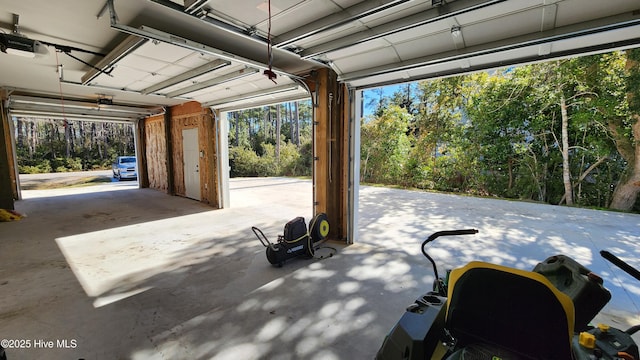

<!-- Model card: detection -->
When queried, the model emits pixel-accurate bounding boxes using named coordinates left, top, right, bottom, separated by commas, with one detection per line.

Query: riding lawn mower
left=377, top=229, right=640, bottom=360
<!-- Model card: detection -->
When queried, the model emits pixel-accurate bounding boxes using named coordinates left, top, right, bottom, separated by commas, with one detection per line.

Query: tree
left=552, top=51, right=640, bottom=210
left=608, top=49, right=640, bottom=210
left=404, top=76, right=473, bottom=191
left=365, top=88, right=389, bottom=117
left=390, top=83, right=419, bottom=115
left=529, top=60, right=588, bottom=206
left=226, top=100, right=314, bottom=178
left=466, top=70, right=543, bottom=198
left=293, top=101, right=300, bottom=146
left=276, top=103, right=281, bottom=161
left=360, top=105, right=412, bottom=184
left=465, top=57, right=624, bottom=207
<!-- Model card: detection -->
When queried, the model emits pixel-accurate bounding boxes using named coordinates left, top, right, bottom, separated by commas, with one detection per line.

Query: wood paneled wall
left=143, top=101, right=219, bottom=207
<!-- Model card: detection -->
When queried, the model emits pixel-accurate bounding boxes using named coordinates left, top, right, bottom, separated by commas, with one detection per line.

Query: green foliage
left=356, top=50, right=639, bottom=211
left=229, top=145, right=275, bottom=177
left=227, top=100, right=313, bottom=178
left=361, top=105, right=412, bottom=185
left=279, top=141, right=312, bottom=177
left=626, top=48, right=640, bottom=113
left=52, top=157, right=83, bottom=172
left=19, top=160, right=52, bottom=174
left=229, top=139, right=312, bottom=178
left=14, top=118, right=135, bottom=173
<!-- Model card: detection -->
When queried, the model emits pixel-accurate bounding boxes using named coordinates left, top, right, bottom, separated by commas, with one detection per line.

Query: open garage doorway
left=7, top=94, right=162, bottom=205
left=5, top=93, right=158, bottom=201
left=351, top=50, right=640, bottom=339
left=353, top=48, right=640, bottom=238
left=14, top=117, right=139, bottom=192
left=355, top=49, right=640, bottom=217
left=220, top=99, right=315, bottom=228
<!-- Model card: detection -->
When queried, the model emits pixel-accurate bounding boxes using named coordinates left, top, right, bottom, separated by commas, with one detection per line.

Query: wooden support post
left=307, top=68, right=348, bottom=242
left=135, top=119, right=149, bottom=188
left=0, top=94, right=16, bottom=210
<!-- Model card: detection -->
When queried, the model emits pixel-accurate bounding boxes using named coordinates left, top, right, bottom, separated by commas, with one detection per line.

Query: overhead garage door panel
left=391, top=34, right=457, bottom=63
left=8, top=95, right=163, bottom=123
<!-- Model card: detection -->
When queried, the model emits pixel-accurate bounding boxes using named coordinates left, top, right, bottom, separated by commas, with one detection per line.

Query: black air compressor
left=252, top=213, right=329, bottom=267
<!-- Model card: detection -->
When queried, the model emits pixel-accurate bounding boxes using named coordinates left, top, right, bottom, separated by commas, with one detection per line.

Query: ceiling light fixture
left=450, top=25, right=465, bottom=49
left=451, top=25, right=462, bottom=37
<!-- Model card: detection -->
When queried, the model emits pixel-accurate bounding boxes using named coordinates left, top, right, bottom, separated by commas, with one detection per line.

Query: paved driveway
left=357, top=185, right=640, bottom=322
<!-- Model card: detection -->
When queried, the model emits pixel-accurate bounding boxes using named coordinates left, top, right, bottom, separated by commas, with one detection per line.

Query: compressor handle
left=601, top=250, right=640, bottom=282
left=252, top=226, right=273, bottom=248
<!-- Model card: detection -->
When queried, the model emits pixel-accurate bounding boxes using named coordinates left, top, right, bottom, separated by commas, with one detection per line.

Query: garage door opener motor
left=252, top=213, right=330, bottom=267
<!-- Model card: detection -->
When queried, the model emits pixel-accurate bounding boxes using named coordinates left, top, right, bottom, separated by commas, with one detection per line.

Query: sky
left=362, top=84, right=404, bottom=117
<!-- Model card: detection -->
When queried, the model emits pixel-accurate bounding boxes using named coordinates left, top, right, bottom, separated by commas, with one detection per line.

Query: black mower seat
left=446, top=261, right=575, bottom=360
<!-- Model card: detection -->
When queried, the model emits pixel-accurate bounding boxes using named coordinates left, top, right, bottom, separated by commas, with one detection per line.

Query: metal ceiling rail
left=183, top=0, right=208, bottom=15
left=59, top=79, right=185, bottom=104
left=165, top=68, right=260, bottom=98
left=9, top=105, right=144, bottom=121
left=273, top=0, right=412, bottom=48
left=10, top=96, right=101, bottom=110
left=147, top=0, right=270, bottom=44
left=300, top=0, right=507, bottom=59
left=203, top=84, right=300, bottom=108
left=144, top=0, right=327, bottom=70
left=140, top=59, right=231, bottom=95
left=213, top=92, right=311, bottom=113
left=9, top=104, right=148, bottom=121
left=82, top=34, right=149, bottom=85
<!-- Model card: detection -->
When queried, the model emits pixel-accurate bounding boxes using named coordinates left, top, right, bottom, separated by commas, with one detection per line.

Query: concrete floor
left=1, top=177, right=640, bottom=359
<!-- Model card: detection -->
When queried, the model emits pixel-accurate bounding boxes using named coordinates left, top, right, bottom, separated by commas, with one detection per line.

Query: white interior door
left=182, top=128, right=201, bottom=200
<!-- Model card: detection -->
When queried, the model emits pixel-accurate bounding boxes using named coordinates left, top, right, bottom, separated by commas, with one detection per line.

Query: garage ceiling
left=1, top=0, right=639, bottom=119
